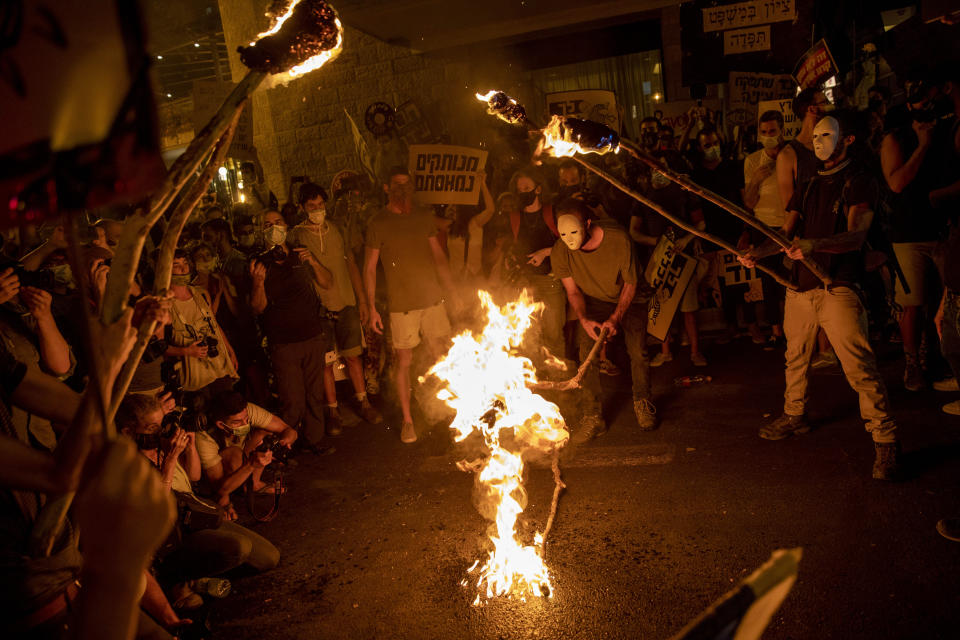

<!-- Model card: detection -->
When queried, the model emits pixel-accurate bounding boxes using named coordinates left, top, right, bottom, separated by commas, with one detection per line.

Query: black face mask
left=641, top=132, right=658, bottom=149
left=516, top=190, right=538, bottom=208
left=557, top=184, right=581, bottom=201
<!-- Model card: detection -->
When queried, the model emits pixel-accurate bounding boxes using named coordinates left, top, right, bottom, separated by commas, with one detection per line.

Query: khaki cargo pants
left=782, top=286, right=897, bottom=443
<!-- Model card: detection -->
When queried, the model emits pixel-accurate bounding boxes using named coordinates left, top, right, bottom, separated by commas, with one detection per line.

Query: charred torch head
left=541, top=115, right=620, bottom=157
left=476, top=90, right=527, bottom=125
left=239, top=0, right=342, bottom=76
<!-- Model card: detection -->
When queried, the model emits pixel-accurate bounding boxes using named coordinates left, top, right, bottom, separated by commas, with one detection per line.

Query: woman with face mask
left=164, top=250, right=239, bottom=397
left=504, top=167, right=568, bottom=367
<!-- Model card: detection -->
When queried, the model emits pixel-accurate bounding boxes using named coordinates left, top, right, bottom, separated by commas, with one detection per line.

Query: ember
left=238, top=0, right=343, bottom=79
left=428, top=291, right=568, bottom=605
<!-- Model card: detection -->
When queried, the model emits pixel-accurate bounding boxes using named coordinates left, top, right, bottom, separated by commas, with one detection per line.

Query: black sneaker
left=634, top=399, right=658, bottom=431
left=872, top=441, right=901, bottom=480
left=325, top=407, right=343, bottom=437
left=759, top=413, right=810, bottom=440
left=573, top=414, right=608, bottom=443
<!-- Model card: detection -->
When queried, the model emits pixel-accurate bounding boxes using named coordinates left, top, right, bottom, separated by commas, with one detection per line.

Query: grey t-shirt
left=365, top=207, right=443, bottom=313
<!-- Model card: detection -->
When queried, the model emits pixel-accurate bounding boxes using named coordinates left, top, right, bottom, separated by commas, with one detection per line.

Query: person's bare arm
left=180, top=433, right=202, bottom=482
left=294, top=247, right=334, bottom=289
left=776, top=145, right=797, bottom=213
left=256, top=411, right=298, bottom=446
left=248, top=261, right=268, bottom=314
left=363, top=246, right=384, bottom=334
left=629, top=216, right=659, bottom=247
left=607, top=282, right=637, bottom=332
left=21, top=287, right=72, bottom=376
left=561, top=276, right=601, bottom=339
left=881, top=126, right=932, bottom=193
left=20, top=226, right=67, bottom=271
left=786, top=203, right=874, bottom=260
left=471, top=174, right=496, bottom=228
left=345, top=251, right=370, bottom=325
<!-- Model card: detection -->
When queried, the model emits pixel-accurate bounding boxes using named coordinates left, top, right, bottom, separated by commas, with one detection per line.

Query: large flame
left=539, top=114, right=620, bottom=158
left=428, top=291, right=569, bottom=605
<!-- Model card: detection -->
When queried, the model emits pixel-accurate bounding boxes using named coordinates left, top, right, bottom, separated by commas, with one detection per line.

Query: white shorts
left=389, top=302, right=451, bottom=350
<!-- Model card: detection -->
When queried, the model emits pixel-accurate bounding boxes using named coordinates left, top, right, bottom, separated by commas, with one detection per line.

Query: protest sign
left=702, top=0, right=797, bottom=32
left=792, top=38, right=839, bottom=90
left=546, top=90, right=619, bottom=133
left=193, top=80, right=254, bottom=159
left=409, top=144, right=488, bottom=206
left=345, top=109, right=377, bottom=183
left=728, top=71, right=795, bottom=113
left=757, top=98, right=799, bottom=139
left=717, top=250, right=763, bottom=302
left=654, top=99, right=723, bottom=132
left=645, top=236, right=698, bottom=341
left=724, top=26, right=771, bottom=55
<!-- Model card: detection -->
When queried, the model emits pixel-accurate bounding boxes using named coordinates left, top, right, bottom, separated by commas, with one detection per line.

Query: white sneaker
left=944, top=401, right=960, bottom=416
left=934, top=378, right=959, bottom=392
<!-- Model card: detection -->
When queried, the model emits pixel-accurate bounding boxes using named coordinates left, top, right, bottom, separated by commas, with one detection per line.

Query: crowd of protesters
left=0, top=58, right=958, bottom=638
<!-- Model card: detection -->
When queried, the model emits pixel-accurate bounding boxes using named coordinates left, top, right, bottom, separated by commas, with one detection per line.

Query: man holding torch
left=552, top=199, right=657, bottom=441
left=738, top=111, right=900, bottom=480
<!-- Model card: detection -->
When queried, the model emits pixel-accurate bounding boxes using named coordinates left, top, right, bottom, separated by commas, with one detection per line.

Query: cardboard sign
left=408, top=144, right=488, bottom=205
left=546, top=90, right=620, bottom=133
left=645, top=236, right=698, bottom=341
left=724, top=26, right=771, bottom=55
left=193, top=80, right=254, bottom=159
left=728, top=71, right=796, bottom=113
left=792, top=38, right=839, bottom=90
left=703, top=0, right=797, bottom=32
left=717, top=250, right=764, bottom=303
left=653, top=99, right=723, bottom=133
left=757, top=98, right=799, bottom=139
left=345, top=109, right=378, bottom=183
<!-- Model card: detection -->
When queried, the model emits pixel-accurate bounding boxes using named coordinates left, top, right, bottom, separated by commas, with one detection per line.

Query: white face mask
left=307, top=208, right=325, bottom=225
left=812, top=116, right=842, bottom=162
left=264, top=225, right=287, bottom=247
left=557, top=213, right=586, bottom=251
left=759, top=134, right=780, bottom=150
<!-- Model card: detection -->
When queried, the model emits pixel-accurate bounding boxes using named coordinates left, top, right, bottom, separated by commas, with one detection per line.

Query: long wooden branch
left=108, top=111, right=242, bottom=419
left=619, top=139, right=832, bottom=286
left=100, top=70, right=266, bottom=326
left=530, top=328, right=609, bottom=392
left=573, top=159, right=797, bottom=290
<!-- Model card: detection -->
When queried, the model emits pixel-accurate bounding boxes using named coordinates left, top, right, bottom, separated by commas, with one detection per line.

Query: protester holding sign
left=553, top=199, right=656, bottom=440
left=630, top=152, right=708, bottom=368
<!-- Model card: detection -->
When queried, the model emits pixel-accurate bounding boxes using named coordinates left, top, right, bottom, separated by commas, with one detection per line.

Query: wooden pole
left=618, top=139, right=832, bottom=286
left=571, top=159, right=797, bottom=290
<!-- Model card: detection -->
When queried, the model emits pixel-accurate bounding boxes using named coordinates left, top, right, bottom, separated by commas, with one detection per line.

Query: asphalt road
left=209, top=335, right=960, bottom=640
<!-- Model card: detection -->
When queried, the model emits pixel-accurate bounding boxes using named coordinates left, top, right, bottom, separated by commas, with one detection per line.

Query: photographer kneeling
left=117, top=394, right=280, bottom=588
left=195, top=389, right=297, bottom=512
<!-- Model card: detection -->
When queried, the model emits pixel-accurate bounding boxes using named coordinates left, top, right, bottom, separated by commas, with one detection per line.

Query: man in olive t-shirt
left=552, top=199, right=657, bottom=439
left=364, top=168, right=459, bottom=444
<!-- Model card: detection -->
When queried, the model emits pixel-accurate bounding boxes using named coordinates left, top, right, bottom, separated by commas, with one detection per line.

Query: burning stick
left=617, top=140, right=833, bottom=286
left=530, top=328, right=610, bottom=392
left=475, top=91, right=816, bottom=289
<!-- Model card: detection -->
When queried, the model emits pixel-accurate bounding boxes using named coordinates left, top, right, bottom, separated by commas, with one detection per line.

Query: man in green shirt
left=553, top=199, right=657, bottom=440
left=364, top=168, right=459, bottom=444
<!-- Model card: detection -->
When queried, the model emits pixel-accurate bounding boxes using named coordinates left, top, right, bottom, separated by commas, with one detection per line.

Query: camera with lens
left=161, top=360, right=184, bottom=406
left=0, top=261, right=55, bottom=290
left=200, top=334, right=219, bottom=358
left=255, top=433, right=290, bottom=465
left=257, top=244, right=286, bottom=264
left=142, top=336, right=168, bottom=363
left=160, top=407, right=207, bottom=439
